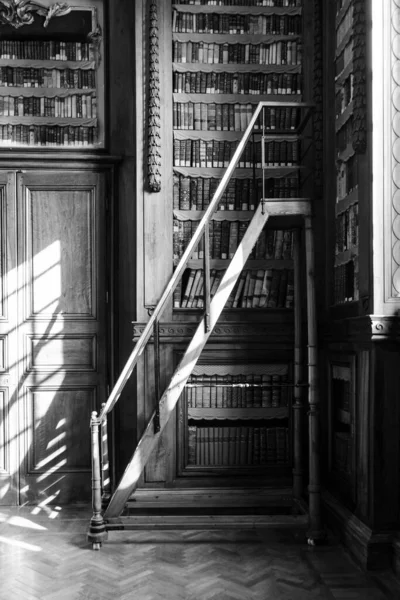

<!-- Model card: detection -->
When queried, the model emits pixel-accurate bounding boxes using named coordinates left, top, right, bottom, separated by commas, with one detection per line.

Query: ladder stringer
left=104, top=201, right=278, bottom=519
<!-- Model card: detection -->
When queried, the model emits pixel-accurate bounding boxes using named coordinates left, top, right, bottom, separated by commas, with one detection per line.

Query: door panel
left=17, top=171, right=107, bottom=505
left=0, top=172, right=18, bottom=504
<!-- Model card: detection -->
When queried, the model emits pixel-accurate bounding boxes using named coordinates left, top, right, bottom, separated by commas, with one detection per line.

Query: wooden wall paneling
left=107, top=0, right=138, bottom=480
left=142, top=0, right=173, bottom=311
left=370, top=344, right=400, bottom=530
left=16, top=170, right=107, bottom=504
left=356, top=349, right=370, bottom=522
left=0, top=172, right=18, bottom=505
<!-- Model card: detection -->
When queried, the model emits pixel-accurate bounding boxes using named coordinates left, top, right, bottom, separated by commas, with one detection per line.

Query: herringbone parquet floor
left=0, top=507, right=398, bottom=600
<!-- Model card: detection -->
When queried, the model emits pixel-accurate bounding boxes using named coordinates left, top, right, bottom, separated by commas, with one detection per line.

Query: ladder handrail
left=99, top=100, right=313, bottom=422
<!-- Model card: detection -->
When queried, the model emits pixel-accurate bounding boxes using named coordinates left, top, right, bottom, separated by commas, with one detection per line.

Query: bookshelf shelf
left=173, top=93, right=302, bottom=102
left=174, top=166, right=302, bottom=177
left=334, top=248, right=358, bottom=267
left=173, top=6, right=302, bottom=16
left=188, top=407, right=288, bottom=419
left=0, top=117, right=97, bottom=126
left=186, top=258, right=293, bottom=269
left=0, top=88, right=96, bottom=97
left=336, top=0, right=352, bottom=27
left=335, top=100, right=353, bottom=132
left=337, top=143, right=354, bottom=163
left=335, top=59, right=352, bottom=85
left=173, top=33, right=301, bottom=43
left=335, top=27, right=352, bottom=60
left=336, top=186, right=358, bottom=214
left=173, top=63, right=302, bottom=73
left=173, top=130, right=300, bottom=140
left=0, top=59, right=96, bottom=69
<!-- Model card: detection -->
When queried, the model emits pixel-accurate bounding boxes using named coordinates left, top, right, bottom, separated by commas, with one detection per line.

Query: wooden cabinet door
left=0, top=173, right=19, bottom=504
left=16, top=170, right=108, bottom=505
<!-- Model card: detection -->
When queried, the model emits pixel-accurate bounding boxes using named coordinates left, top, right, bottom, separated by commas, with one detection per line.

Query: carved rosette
left=0, top=0, right=71, bottom=28
left=313, top=0, right=323, bottom=195
left=352, top=0, right=367, bottom=153
left=392, top=0, right=400, bottom=296
left=147, top=0, right=161, bottom=193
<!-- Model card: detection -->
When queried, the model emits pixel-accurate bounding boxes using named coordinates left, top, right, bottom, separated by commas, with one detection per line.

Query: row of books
left=333, top=432, right=352, bottom=475
left=336, top=154, right=357, bottom=201
left=0, top=67, right=96, bottom=90
left=333, top=259, right=359, bottom=304
left=0, top=124, right=98, bottom=146
left=173, top=102, right=299, bottom=131
left=173, top=70, right=302, bottom=95
left=172, top=13, right=302, bottom=35
left=0, top=40, right=95, bottom=62
left=336, top=39, right=353, bottom=77
left=335, top=203, right=358, bottom=255
left=187, top=425, right=290, bottom=466
left=0, top=94, right=97, bottom=119
left=173, top=174, right=299, bottom=210
left=173, top=40, right=302, bottom=65
left=175, top=267, right=294, bottom=308
left=176, top=1, right=300, bottom=6
left=335, top=72, right=353, bottom=118
left=336, top=117, right=352, bottom=154
left=173, top=138, right=299, bottom=168
left=336, top=4, right=353, bottom=48
left=174, top=219, right=294, bottom=261
left=187, top=373, right=289, bottom=408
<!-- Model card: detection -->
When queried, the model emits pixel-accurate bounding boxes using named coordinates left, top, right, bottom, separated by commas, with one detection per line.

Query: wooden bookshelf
left=333, top=0, right=358, bottom=305
left=0, top=0, right=105, bottom=149
left=182, top=362, right=292, bottom=472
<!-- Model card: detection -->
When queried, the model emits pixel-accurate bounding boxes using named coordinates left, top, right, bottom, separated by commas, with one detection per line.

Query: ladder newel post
left=292, top=229, right=304, bottom=500
left=100, top=403, right=111, bottom=508
left=88, top=411, right=108, bottom=550
left=203, top=223, right=211, bottom=332
left=153, top=318, right=161, bottom=433
left=304, top=215, right=325, bottom=544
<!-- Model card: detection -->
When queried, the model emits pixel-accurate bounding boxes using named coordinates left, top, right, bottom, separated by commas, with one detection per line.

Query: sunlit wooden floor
left=0, top=506, right=398, bottom=600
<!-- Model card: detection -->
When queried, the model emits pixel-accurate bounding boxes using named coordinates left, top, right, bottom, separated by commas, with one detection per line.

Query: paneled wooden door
left=6, top=170, right=108, bottom=506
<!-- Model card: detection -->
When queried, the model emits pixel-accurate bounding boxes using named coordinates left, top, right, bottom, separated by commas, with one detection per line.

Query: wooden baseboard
left=322, top=490, right=393, bottom=570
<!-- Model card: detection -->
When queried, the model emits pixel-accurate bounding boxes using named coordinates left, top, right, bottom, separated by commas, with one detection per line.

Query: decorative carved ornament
left=391, top=0, right=400, bottom=297
left=0, top=0, right=70, bottom=28
left=352, top=0, right=367, bottom=153
left=147, top=0, right=161, bottom=193
left=133, top=322, right=294, bottom=341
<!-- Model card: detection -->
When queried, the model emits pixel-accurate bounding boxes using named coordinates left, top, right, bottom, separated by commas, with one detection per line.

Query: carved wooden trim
left=147, top=0, right=161, bottom=193
left=352, top=0, right=367, bottom=153
left=0, top=0, right=71, bottom=29
left=323, top=315, right=400, bottom=342
left=391, top=0, right=400, bottom=298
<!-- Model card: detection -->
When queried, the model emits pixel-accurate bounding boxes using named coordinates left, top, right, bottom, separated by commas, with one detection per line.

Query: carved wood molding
left=147, top=0, right=161, bottom=193
left=392, top=0, right=400, bottom=298
left=323, top=315, right=400, bottom=342
left=0, top=0, right=71, bottom=29
left=352, top=0, right=367, bottom=153
left=133, top=321, right=294, bottom=343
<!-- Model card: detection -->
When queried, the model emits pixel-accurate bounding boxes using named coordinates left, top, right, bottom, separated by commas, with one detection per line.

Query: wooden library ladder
left=87, top=101, right=324, bottom=549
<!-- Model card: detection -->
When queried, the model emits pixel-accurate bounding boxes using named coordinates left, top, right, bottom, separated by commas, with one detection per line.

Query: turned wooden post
left=292, top=228, right=304, bottom=500
left=100, top=403, right=111, bottom=508
left=304, top=216, right=324, bottom=543
left=87, top=411, right=108, bottom=550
